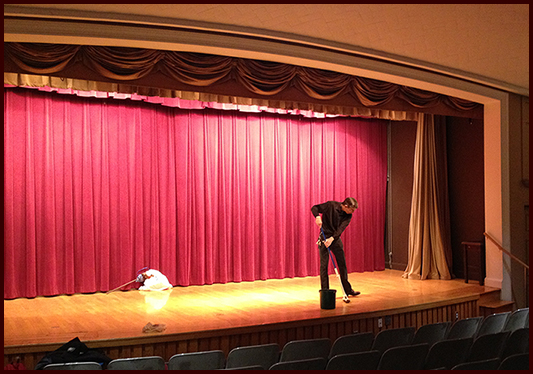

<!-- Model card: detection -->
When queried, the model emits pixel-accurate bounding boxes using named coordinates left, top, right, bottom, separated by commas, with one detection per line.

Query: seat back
left=107, top=356, right=165, bottom=370
left=446, top=316, right=482, bottom=340
left=451, top=358, right=500, bottom=370
left=371, top=326, right=415, bottom=354
left=325, top=350, right=381, bottom=370
left=466, top=331, right=510, bottom=362
left=328, top=332, right=374, bottom=359
left=412, top=321, right=451, bottom=347
left=167, top=350, right=225, bottom=370
left=223, top=365, right=264, bottom=370
left=503, top=308, right=529, bottom=332
left=475, top=312, right=510, bottom=338
left=225, top=343, right=279, bottom=369
left=500, top=327, right=529, bottom=359
left=279, top=338, right=331, bottom=362
left=377, top=343, right=429, bottom=370
left=269, top=357, right=326, bottom=370
left=498, top=353, right=529, bottom=370
left=43, top=362, right=103, bottom=370
left=423, top=337, right=473, bottom=370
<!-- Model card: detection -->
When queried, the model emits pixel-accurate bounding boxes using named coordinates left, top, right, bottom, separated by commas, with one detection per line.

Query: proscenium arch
left=3, top=6, right=511, bottom=293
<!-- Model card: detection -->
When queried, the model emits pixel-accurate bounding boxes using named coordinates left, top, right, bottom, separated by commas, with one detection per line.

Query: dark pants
left=319, top=237, right=352, bottom=293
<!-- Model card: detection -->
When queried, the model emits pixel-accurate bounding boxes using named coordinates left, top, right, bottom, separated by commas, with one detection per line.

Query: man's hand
left=324, top=237, right=334, bottom=248
left=315, top=215, right=322, bottom=228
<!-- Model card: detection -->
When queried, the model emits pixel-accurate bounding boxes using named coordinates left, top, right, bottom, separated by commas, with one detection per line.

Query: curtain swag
left=5, top=42, right=482, bottom=115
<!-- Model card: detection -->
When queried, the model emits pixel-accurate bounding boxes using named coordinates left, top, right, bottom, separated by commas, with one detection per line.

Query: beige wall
left=483, top=94, right=529, bottom=307
left=506, top=94, right=529, bottom=307
left=483, top=100, right=504, bottom=289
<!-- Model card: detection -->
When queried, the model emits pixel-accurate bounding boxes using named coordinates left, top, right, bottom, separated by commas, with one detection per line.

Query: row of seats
left=42, top=348, right=529, bottom=370
left=43, top=308, right=528, bottom=370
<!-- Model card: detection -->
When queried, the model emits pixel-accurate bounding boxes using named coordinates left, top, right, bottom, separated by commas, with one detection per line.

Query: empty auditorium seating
left=278, top=338, right=331, bottom=362
left=270, top=357, right=327, bottom=370
left=43, top=362, right=103, bottom=370
left=465, top=331, right=510, bottom=363
left=328, top=332, right=374, bottom=359
left=167, top=350, right=225, bottom=370
left=498, top=353, right=529, bottom=370
left=500, top=327, right=529, bottom=359
left=474, top=311, right=510, bottom=338
left=225, top=343, right=280, bottom=370
left=446, top=316, right=483, bottom=339
left=370, top=326, right=415, bottom=355
left=325, top=350, right=381, bottom=370
left=411, top=321, right=451, bottom=347
left=377, top=343, right=429, bottom=370
left=423, top=337, right=473, bottom=370
left=72, top=311, right=528, bottom=370
left=502, top=308, right=529, bottom=332
left=107, top=356, right=166, bottom=370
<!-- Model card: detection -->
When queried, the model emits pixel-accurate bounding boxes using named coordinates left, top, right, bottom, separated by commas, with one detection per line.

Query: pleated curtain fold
left=4, top=87, right=388, bottom=299
left=403, top=113, right=452, bottom=280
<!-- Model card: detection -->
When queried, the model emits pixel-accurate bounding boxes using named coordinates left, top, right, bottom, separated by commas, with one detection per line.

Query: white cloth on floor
left=138, top=269, right=173, bottom=291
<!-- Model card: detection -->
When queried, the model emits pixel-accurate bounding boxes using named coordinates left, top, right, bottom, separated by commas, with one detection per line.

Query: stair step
left=479, top=298, right=515, bottom=308
left=479, top=299, right=515, bottom=317
left=478, top=288, right=501, bottom=305
left=477, top=288, right=515, bottom=317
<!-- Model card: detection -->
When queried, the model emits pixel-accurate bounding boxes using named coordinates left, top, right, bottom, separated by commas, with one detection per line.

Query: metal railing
left=484, top=232, right=529, bottom=307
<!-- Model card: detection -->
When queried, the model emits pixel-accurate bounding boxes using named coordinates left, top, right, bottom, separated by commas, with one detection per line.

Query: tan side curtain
left=403, top=113, right=453, bottom=280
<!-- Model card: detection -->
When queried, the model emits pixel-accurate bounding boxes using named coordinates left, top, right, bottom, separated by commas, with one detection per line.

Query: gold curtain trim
left=4, top=72, right=420, bottom=121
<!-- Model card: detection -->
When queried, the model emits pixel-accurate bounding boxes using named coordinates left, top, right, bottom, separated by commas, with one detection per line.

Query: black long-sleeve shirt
left=311, top=200, right=352, bottom=240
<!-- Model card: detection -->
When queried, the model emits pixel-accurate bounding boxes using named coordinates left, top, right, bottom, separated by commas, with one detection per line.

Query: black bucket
left=319, top=289, right=336, bottom=309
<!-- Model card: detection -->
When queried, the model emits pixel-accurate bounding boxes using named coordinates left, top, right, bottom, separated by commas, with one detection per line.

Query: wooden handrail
left=484, top=232, right=529, bottom=270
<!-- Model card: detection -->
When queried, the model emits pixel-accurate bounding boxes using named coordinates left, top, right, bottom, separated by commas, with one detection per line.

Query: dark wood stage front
left=4, top=269, right=498, bottom=369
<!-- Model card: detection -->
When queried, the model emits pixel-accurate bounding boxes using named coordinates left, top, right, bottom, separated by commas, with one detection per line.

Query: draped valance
left=4, top=42, right=483, bottom=119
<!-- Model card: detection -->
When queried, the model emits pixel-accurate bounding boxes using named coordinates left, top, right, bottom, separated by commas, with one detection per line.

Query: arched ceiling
left=4, top=4, right=529, bottom=96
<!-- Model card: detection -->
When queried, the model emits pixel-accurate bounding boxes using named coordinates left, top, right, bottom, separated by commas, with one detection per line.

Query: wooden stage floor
left=4, top=269, right=497, bottom=366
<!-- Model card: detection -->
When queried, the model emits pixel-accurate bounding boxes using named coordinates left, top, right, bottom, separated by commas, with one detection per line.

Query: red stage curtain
left=4, top=87, right=387, bottom=299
